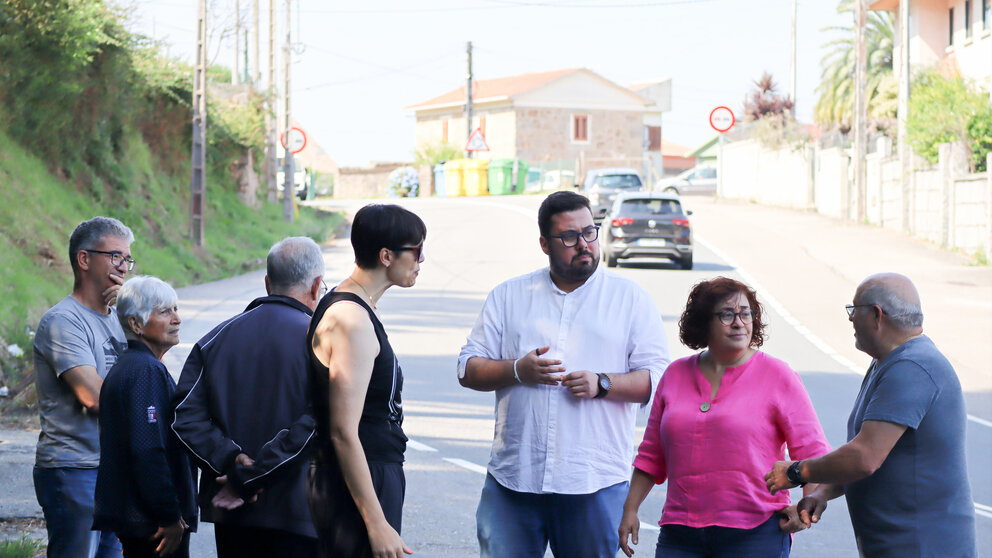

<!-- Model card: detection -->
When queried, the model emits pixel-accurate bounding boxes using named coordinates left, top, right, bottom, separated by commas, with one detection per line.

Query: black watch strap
left=787, top=460, right=807, bottom=487
left=594, top=373, right=611, bottom=399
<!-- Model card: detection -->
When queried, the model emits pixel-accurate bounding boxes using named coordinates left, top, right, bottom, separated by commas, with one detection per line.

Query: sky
left=124, top=0, right=852, bottom=167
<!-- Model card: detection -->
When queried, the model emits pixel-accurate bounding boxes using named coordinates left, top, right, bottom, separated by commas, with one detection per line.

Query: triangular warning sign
left=465, top=128, right=489, bottom=152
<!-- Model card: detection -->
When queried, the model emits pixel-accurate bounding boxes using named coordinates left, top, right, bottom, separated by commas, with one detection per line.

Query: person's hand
left=561, top=370, right=598, bottom=399
left=212, top=474, right=259, bottom=510
left=618, top=508, right=641, bottom=557
left=235, top=453, right=254, bottom=467
left=367, top=520, right=413, bottom=557
left=777, top=505, right=808, bottom=533
left=150, top=518, right=186, bottom=556
left=103, top=273, right=125, bottom=307
left=764, top=460, right=794, bottom=494
left=798, top=494, right=828, bottom=526
left=514, top=346, right=564, bottom=386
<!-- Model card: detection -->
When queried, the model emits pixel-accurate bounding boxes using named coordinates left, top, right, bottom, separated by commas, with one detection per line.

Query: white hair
left=860, top=282, right=923, bottom=329
left=116, top=276, right=178, bottom=339
left=266, top=237, right=325, bottom=294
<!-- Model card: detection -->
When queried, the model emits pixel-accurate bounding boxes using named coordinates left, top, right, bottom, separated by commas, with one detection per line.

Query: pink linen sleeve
left=632, top=374, right=667, bottom=483
left=775, top=364, right=831, bottom=461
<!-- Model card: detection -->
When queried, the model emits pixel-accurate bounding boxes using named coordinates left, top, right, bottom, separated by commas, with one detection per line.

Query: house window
left=984, top=0, right=989, bottom=30
left=442, top=118, right=448, bottom=143
left=572, top=114, right=588, bottom=142
left=966, top=0, right=972, bottom=38
left=949, top=7, right=955, bottom=45
left=645, top=126, right=661, bottom=151
left=479, top=115, right=486, bottom=136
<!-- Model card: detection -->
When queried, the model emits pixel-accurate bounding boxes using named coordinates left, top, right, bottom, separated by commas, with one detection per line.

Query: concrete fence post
left=939, top=143, right=952, bottom=248
left=986, top=152, right=992, bottom=259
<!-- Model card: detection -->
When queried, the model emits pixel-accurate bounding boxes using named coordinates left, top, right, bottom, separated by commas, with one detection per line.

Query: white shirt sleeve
left=626, top=287, right=671, bottom=409
left=457, top=287, right=505, bottom=379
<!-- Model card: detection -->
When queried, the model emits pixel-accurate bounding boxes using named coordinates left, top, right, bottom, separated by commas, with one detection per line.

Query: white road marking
left=406, top=439, right=438, bottom=452
left=695, top=235, right=992, bottom=430
left=976, top=503, right=992, bottom=520
left=443, top=457, right=488, bottom=475
left=640, top=521, right=660, bottom=532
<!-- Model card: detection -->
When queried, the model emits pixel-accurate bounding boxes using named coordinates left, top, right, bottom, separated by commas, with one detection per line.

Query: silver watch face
left=599, top=376, right=610, bottom=390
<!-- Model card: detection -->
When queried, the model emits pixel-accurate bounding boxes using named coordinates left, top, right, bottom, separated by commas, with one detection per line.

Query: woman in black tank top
left=306, top=204, right=426, bottom=558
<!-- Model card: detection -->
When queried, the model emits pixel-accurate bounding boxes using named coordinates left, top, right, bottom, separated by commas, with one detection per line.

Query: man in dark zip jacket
left=172, top=237, right=325, bottom=558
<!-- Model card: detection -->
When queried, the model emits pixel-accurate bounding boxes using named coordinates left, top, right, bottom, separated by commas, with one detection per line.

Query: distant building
left=406, top=68, right=672, bottom=185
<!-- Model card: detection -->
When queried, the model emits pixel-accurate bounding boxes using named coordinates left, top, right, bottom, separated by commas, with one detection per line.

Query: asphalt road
left=3, top=193, right=989, bottom=557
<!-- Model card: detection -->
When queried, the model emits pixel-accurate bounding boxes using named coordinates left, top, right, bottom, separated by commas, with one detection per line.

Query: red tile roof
left=407, top=68, right=582, bottom=110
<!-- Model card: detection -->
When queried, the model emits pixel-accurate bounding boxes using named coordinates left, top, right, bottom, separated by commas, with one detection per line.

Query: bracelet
left=513, top=357, right=522, bottom=383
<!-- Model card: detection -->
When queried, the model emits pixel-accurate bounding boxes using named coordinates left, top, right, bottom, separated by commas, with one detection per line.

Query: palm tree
left=814, top=0, right=896, bottom=133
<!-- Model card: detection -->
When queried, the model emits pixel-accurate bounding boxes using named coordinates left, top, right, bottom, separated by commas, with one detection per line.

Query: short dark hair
left=68, top=217, right=134, bottom=275
left=351, top=204, right=427, bottom=270
left=679, top=276, right=766, bottom=350
left=537, top=191, right=592, bottom=237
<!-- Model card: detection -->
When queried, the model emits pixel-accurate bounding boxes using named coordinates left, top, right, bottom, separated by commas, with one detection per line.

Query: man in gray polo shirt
left=34, top=217, right=134, bottom=558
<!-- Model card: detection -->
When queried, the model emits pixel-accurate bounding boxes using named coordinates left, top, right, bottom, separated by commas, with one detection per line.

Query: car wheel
left=664, top=187, right=679, bottom=196
left=679, top=253, right=693, bottom=270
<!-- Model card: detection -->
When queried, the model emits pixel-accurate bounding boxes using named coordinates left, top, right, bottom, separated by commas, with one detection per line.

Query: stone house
left=406, top=68, right=671, bottom=184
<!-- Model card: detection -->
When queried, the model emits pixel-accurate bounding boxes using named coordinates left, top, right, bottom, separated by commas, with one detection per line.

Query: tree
left=741, top=73, right=807, bottom=148
left=742, top=72, right=793, bottom=121
left=814, top=0, right=896, bottom=134
left=906, top=69, right=992, bottom=172
left=414, top=141, right=461, bottom=167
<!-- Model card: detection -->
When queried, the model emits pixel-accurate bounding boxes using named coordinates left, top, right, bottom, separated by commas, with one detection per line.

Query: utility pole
left=789, top=0, right=797, bottom=117
left=233, top=0, right=240, bottom=84
left=898, top=0, right=912, bottom=232
left=282, top=0, right=294, bottom=222
left=252, top=0, right=260, bottom=85
left=191, top=0, right=207, bottom=246
left=854, top=0, right=868, bottom=222
left=266, top=0, right=277, bottom=202
left=465, top=41, right=473, bottom=159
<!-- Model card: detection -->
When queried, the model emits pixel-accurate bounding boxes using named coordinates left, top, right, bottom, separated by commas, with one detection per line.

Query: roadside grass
left=0, top=537, right=43, bottom=558
left=0, top=127, right=342, bottom=390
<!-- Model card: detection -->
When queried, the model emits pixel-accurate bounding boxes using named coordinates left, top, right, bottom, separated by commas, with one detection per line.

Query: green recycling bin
left=487, top=159, right=530, bottom=195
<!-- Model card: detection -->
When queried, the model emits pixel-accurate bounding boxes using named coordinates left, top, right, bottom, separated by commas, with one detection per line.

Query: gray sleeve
left=35, top=311, right=97, bottom=376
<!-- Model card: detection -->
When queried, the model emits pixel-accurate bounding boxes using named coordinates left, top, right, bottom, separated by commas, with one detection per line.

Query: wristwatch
left=786, top=460, right=807, bottom=487
left=595, top=373, right=612, bottom=399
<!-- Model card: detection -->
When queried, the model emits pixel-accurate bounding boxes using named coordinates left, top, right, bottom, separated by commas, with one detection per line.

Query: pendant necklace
left=351, top=277, right=377, bottom=309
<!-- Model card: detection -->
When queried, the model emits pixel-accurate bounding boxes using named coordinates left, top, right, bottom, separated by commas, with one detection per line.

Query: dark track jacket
left=93, top=341, right=198, bottom=538
left=171, top=295, right=317, bottom=538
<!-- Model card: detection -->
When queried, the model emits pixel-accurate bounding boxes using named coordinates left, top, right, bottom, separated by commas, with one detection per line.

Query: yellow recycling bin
left=463, top=159, right=489, bottom=196
left=444, top=159, right=467, bottom=197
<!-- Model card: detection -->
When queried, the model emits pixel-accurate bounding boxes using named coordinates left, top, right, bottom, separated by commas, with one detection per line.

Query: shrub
left=906, top=69, right=991, bottom=171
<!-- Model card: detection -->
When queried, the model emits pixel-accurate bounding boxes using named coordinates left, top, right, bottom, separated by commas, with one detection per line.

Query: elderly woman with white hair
left=92, top=276, right=198, bottom=558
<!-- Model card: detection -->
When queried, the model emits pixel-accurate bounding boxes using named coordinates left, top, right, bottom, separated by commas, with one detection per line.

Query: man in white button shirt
left=458, top=191, right=671, bottom=558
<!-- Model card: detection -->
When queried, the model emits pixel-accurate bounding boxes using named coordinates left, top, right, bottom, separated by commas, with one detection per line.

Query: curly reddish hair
left=678, top=277, right=766, bottom=350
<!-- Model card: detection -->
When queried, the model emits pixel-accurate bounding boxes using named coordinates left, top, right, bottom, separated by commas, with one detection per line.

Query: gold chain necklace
left=351, top=277, right=376, bottom=309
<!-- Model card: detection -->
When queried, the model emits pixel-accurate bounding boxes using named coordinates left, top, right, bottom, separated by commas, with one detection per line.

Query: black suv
left=600, top=193, right=693, bottom=269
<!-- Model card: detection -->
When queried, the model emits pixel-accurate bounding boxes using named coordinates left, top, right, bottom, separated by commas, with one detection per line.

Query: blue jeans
left=476, top=473, right=628, bottom=558
left=33, top=467, right=122, bottom=558
left=654, top=513, right=791, bottom=558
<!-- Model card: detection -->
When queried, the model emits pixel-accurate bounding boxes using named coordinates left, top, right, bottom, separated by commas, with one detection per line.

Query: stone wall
left=334, top=162, right=407, bottom=199
left=515, top=107, right=642, bottom=164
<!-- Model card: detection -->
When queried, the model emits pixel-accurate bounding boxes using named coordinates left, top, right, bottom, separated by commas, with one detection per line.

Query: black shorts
left=307, top=460, right=405, bottom=558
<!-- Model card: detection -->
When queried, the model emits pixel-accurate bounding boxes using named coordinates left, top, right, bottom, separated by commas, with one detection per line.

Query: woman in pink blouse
left=618, top=277, right=830, bottom=558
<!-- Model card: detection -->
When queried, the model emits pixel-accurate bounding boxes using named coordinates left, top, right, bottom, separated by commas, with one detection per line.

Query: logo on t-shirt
left=102, top=338, right=125, bottom=371
left=147, top=406, right=158, bottom=423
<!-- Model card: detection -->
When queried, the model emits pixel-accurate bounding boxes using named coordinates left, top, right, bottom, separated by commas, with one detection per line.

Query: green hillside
left=0, top=0, right=340, bottom=400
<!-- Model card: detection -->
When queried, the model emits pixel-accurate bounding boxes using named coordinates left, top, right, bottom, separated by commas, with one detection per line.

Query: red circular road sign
left=280, top=126, right=307, bottom=154
left=709, top=106, right=736, bottom=133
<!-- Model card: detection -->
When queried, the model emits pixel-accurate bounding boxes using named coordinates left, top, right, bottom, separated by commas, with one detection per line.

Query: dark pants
left=308, top=460, right=405, bottom=558
left=654, top=513, right=792, bottom=558
left=214, top=524, right=320, bottom=558
left=33, top=466, right=121, bottom=558
left=118, top=532, right=190, bottom=558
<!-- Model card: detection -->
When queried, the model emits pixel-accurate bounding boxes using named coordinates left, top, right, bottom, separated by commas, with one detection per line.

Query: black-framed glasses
left=394, top=244, right=424, bottom=263
left=548, top=226, right=600, bottom=247
left=84, top=249, right=135, bottom=271
left=845, top=304, right=875, bottom=319
left=714, top=309, right=754, bottom=325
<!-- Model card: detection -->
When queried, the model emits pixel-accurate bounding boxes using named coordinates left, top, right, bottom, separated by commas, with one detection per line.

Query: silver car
left=580, top=167, right=645, bottom=220
left=660, top=165, right=717, bottom=196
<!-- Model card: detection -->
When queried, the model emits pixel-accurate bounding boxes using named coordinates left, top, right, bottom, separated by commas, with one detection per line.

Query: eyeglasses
left=84, top=249, right=135, bottom=271
left=394, top=244, right=424, bottom=263
left=319, top=280, right=328, bottom=297
left=713, top=309, right=754, bottom=325
left=548, top=226, right=600, bottom=247
left=844, top=304, right=875, bottom=319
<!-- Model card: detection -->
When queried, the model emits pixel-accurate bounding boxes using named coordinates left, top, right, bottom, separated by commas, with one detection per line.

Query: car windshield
left=596, top=175, right=641, bottom=189
left=619, top=199, right=682, bottom=216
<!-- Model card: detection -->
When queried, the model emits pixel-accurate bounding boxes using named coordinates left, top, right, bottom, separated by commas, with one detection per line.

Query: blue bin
left=433, top=163, right=447, bottom=197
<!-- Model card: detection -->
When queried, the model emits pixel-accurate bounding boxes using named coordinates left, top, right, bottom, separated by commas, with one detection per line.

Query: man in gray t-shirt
left=33, top=217, right=134, bottom=558
left=765, top=273, right=977, bottom=558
